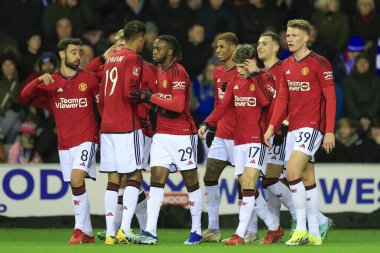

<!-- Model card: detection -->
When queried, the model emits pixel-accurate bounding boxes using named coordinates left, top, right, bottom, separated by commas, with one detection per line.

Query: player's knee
left=127, top=170, right=142, bottom=182
left=186, top=182, right=200, bottom=193
left=70, top=177, right=84, bottom=188
left=125, top=179, right=141, bottom=189
left=107, top=172, right=120, bottom=184
left=262, top=177, right=279, bottom=189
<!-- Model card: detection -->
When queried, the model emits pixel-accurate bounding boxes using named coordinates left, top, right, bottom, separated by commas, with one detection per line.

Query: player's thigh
left=58, top=149, right=72, bottom=183
left=234, top=143, right=267, bottom=176
left=240, top=167, right=260, bottom=190
left=265, top=163, right=284, bottom=179
left=100, top=133, right=117, bottom=173
left=108, top=172, right=120, bottom=185
left=286, top=150, right=310, bottom=180
left=150, top=166, right=170, bottom=185
left=207, top=137, right=230, bottom=162
left=114, top=131, right=144, bottom=174
left=181, top=168, right=199, bottom=187
left=142, top=135, right=153, bottom=169
left=204, top=158, right=227, bottom=182
left=302, top=162, right=316, bottom=186
left=150, top=134, right=174, bottom=171
left=168, top=134, right=198, bottom=171
left=70, top=142, right=98, bottom=184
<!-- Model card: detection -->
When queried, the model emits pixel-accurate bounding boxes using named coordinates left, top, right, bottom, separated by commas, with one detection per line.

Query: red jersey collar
left=293, top=50, right=313, bottom=63
left=161, top=59, right=177, bottom=72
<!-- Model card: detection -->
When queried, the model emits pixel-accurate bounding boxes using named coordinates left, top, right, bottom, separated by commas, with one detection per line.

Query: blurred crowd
left=1, top=0, right=380, bottom=163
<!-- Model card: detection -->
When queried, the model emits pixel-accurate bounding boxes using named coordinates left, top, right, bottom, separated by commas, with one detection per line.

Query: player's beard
left=65, top=59, right=80, bottom=70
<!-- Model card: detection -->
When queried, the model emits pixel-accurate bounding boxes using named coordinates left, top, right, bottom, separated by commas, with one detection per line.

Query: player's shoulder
left=143, top=60, right=157, bottom=73
left=170, top=61, right=188, bottom=78
left=257, top=70, right=274, bottom=83
left=308, top=52, right=331, bottom=68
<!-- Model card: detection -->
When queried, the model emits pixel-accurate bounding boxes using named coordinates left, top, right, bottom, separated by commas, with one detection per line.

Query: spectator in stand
left=21, top=33, right=42, bottom=77
left=44, top=17, right=74, bottom=52
left=0, top=54, right=23, bottom=144
left=192, top=62, right=216, bottom=123
left=333, top=35, right=366, bottom=83
left=7, top=120, right=42, bottom=164
left=312, top=0, right=349, bottom=58
left=317, top=118, right=363, bottom=163
left=0, top=0, right=44, bottom=44
left=276, top=0, right=313, bottom=23
left=80, top=45, right=95, bottom=68
left=359, top=118, right=380, bottom=162
left=343, top=53, right=380, bottom=122
left=182, top=23, right=213, bottom=79
left=43, top=0, right=95, bottom=39
left=237, top=0, right=283, bottom=44
left=351, top=0, right=380, bottom=51
left=198, top=0, right=237, bottom=42
left=307, top=24, right=329, bottom=59
left=141, top=22, right=159, bottom=63
left=155, top=0, right=198, bottom=42
left=278, top=26, right=291, bottom=60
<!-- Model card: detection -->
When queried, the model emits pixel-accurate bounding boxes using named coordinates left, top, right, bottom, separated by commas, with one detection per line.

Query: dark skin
left=150, top=38, right=199, bottom=189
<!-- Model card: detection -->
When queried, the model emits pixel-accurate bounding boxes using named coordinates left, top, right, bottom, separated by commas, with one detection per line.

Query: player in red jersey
left=98, top=20, right=146, bottom=244
left=131, top=35, right=202, bottom=245
left=256, top=32, right=297, bottom=235
left=200, top=32, right=240, bottom=243
left=264, top=19, right=336, bottom=246
left=21, top=38, right=99, bottom=244
left=199, top=44, right=283, bottom=246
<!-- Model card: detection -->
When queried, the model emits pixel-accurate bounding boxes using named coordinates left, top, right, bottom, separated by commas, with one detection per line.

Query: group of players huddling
left=22, top=18, right=335, bottom=246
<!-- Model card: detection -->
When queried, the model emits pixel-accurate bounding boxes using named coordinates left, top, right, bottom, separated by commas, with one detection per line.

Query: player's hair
left=114, top=29, right=125, bottom=42
left=123, top=20, right=146, bottom=41
left=287, top=19, right=311, bottom=35
left=157, top=35, right=182, bottom=61
left=337, top=118, right=356, bottom=129
left=260, top=32, right=280, bottom=46
left=216, top=32, right=238, bottom=46
left=232, top=44, right=258, bottom=64
left=57, top=38, right=82, bottom=51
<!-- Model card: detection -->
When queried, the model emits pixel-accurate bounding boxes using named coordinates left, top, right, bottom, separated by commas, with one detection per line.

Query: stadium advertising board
left=0, top=164, right=379, bottom=217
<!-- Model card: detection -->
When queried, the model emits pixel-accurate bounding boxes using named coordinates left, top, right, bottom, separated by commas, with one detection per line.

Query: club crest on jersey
left=301, top=67, right=309, bottom=76
left=249, top=83, right=255, bottom=92
left=78, top=83, right=87, bottom=92
left=162, top=79, right=168, bottom=88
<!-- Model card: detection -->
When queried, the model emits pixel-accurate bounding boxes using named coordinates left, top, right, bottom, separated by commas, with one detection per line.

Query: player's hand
left=206, top=126, right=216, bottom=148
left=38, top=73, right=54, bottom=85
left=244, top=59, right=258, bottom=74
left=273, top=123, right=289, bottom=146
left=264, top=125, right=275, bottom=147
left=323, top=133, right=335, bottom=154
left=198, top=123, right=208, bottom=140
left=130, top=89, right=152, bottom=103
left=103, top=45, right=116, bottom=60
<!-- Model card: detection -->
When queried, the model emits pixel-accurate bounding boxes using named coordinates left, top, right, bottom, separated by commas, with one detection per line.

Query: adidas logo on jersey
left=187, top=160, right=193, bottom=165
left=106, top=212, right=114, bottom=216
left=217, top=78, right=221, bottom=83
left=249, top=159, right=256, bottom=164
left=271, top=155, right=277, bottom=160
left=80, top=162, right=85, bottom=166
left=299, top=144, right=306, bottom=148
left=234, top=85, right=238, bottom=90
left=286, top=70, right=290, bottom=75
left=57, top=87, right=63, bottom=92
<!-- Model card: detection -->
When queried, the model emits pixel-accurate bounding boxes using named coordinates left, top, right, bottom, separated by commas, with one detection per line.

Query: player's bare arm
left=264, top=125, right=275, bottom=147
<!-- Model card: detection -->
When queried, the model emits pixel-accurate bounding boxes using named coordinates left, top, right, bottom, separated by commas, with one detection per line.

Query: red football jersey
left=270, top=52, right=336, bottom=133
left=138, top=60, right=157, bottom=137
left=205, top=72, right=275, bottom=145
left=213, top=65, right=238, bottom=140
left=99, top=48, right=143, bottom=133
left=21, top=69, right=100, bottom=150
left=263, top=60, right=283, bottom=126
left=150, top=60, right=197, bottom=135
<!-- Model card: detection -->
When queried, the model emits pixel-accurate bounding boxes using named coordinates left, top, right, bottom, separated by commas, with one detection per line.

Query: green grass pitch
left=1, top=229, right=380, bottom=253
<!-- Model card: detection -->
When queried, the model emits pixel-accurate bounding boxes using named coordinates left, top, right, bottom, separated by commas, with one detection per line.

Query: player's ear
left=58, top=50, right=65, bottom=60
left=167, top=49, right=173, bottom=57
